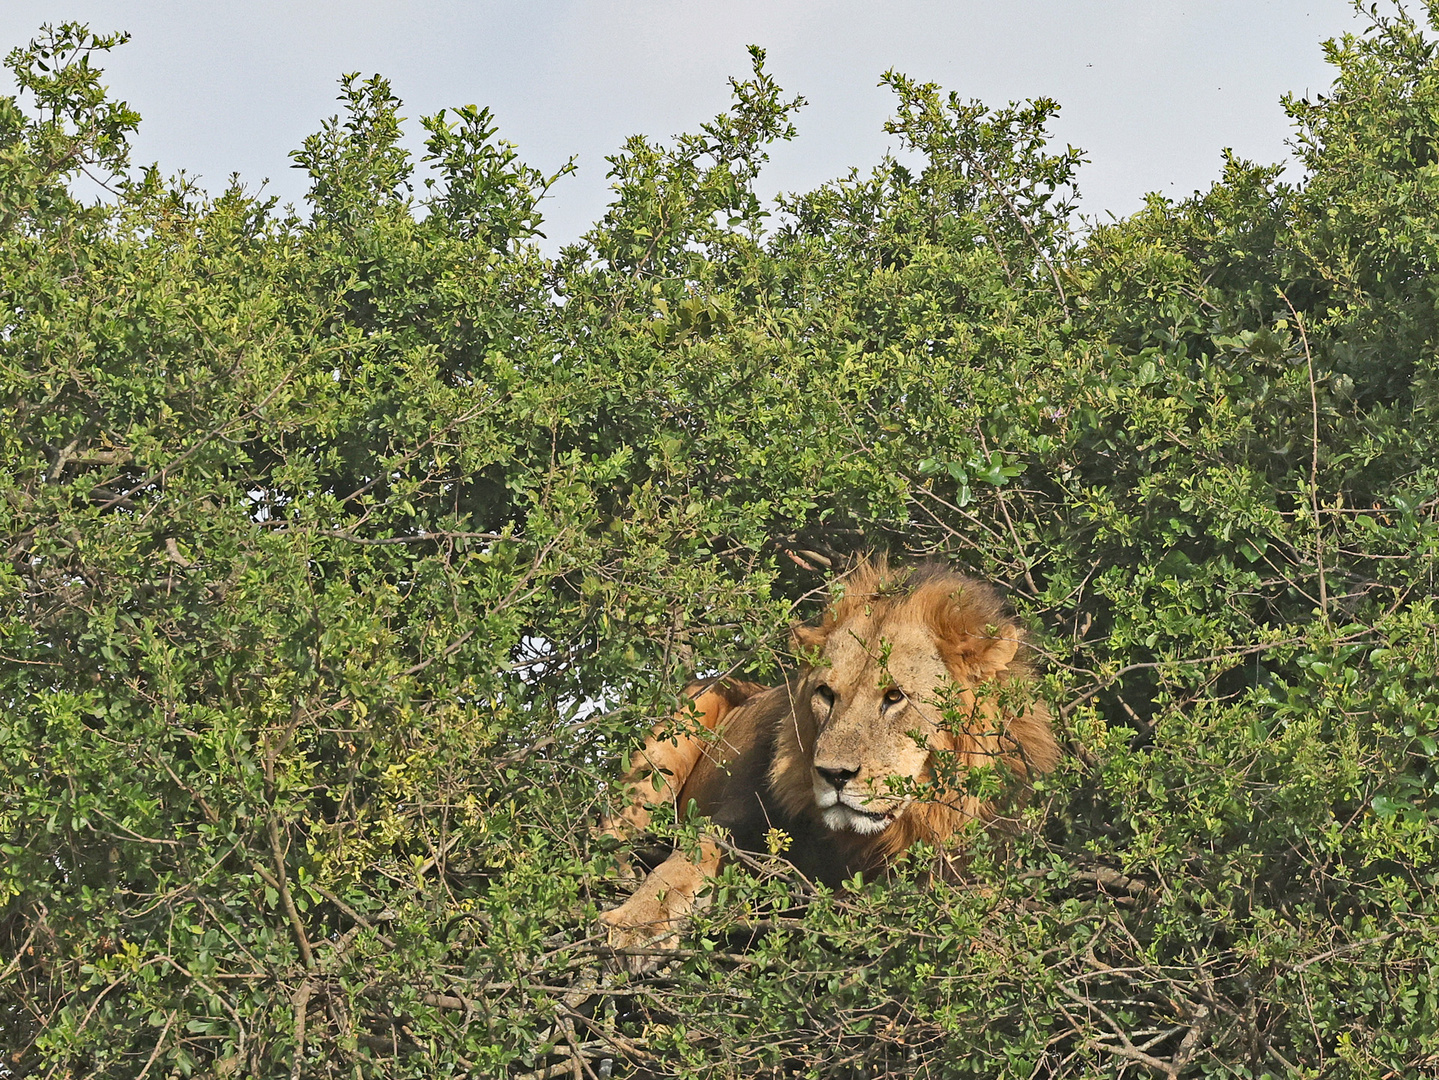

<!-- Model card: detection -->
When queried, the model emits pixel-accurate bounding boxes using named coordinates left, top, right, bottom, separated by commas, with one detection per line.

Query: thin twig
left=1281, top=290, right=1328, bottom=625
left=134, top=1010, right=178, bottom=1080
left=290, top=980, right=314, bottom=1080
left=1060, top=636, right=1311, bottom=715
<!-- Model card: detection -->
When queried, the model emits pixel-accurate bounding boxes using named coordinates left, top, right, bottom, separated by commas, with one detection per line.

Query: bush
left=3, top=11, right=1437, bottom=1078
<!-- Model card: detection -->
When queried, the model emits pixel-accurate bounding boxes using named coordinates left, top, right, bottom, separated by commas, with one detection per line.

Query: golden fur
left=600, top=558, right=1059, bottom=964
left=598, top=677, right=766, bottom=862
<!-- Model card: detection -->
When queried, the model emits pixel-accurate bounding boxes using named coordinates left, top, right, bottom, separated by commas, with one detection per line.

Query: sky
left=0, top=1, right=1370, bottom=247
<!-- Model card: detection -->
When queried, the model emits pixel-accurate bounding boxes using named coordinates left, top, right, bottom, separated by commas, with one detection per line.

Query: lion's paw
left=595, top=874, right=707, bottom=977
left=597, top=846, right=718, bottom=973
left=598, top=906, right=681, bottom=974
left=598, top=891, right=691, bottom=974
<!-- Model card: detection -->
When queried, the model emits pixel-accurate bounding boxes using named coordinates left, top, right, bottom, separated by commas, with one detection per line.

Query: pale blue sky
left=1, top=2, right=1365, bottom=246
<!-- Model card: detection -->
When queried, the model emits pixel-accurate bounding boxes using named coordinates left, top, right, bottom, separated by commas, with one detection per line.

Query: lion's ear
left=790, top=623, right=827, bottom=656
left=958, top=626, right=1020, bottom=677
left=940, top=619, right=1021, bottom=681
left=918, top=580, right=1023, bottom=680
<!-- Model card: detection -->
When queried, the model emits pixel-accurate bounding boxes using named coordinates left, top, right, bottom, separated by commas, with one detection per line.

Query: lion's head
left=769, top=558, right=1058, bottom=858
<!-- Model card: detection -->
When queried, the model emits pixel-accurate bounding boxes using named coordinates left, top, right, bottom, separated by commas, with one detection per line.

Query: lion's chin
left=820, top=802, right=896, bottom=835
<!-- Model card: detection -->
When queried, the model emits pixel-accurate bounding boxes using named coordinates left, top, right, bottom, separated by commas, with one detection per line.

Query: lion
left=599, top=559, right=1059, bottom=966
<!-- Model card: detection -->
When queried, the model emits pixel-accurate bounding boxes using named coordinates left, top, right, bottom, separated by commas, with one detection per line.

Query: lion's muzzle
left=812, top=769, right=904, bottom=835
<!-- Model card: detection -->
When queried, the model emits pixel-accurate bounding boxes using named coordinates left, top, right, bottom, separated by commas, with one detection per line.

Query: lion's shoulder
left=675, top=684, right=794, bottom=837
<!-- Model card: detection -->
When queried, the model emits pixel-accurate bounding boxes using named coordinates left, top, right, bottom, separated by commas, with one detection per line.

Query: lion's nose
left=815, top=764, right=859, bottom=790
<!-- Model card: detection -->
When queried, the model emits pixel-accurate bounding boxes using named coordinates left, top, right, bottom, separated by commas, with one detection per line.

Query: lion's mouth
left=848, top=804, right=892, bottom=823
left=820, top=797, right=899, bottom=835
left=822, top=805, right=894, bottom=835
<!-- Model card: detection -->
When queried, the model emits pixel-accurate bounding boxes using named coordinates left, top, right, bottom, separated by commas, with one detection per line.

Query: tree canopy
left=3, top=9, right=1438, bottom=1077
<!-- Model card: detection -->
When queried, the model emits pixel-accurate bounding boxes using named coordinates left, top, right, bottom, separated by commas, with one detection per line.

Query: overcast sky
left=1, top=1, right=1367, bottom=246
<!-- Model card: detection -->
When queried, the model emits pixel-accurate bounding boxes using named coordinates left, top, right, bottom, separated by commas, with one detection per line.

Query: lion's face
left=802, top=612, right=956, bottom=835
left=770, top=563, right=1053, bottom=851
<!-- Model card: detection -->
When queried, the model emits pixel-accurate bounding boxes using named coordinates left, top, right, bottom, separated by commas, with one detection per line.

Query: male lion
left=599, top=559, right=1059, bottom=963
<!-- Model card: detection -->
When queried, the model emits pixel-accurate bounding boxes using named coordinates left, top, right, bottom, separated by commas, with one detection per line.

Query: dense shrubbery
left=3, top=8, right=1438, bottom=1077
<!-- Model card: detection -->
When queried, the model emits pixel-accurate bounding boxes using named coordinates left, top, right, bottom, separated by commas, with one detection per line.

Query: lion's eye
left=812, top=684, right=835, bottom=716
left=883, top=687, right=906, bottom=707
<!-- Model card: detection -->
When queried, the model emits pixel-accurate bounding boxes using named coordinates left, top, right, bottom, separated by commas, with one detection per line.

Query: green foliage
left=0, top=22, right=138, bottom=238
left=3, top=7, right=1438, bottom=1077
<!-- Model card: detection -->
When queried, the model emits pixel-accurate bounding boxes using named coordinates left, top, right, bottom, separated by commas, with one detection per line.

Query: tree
left=2, top=8, right=1437, bottom=1077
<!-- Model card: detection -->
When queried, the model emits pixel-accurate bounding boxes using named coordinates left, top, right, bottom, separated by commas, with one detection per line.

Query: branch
left=267, top=813, right=317, bottom=972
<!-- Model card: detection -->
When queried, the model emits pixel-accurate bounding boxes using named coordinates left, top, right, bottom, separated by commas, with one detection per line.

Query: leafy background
left=2, top=5, right=1437, bottom=1077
